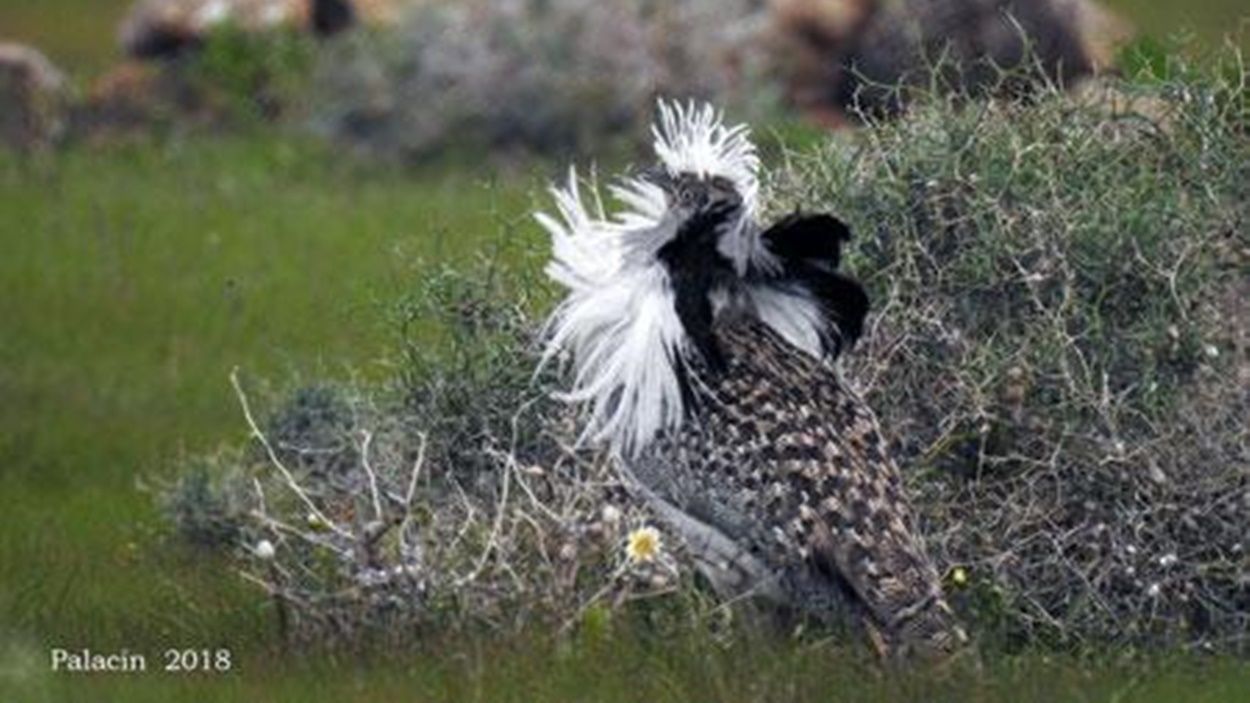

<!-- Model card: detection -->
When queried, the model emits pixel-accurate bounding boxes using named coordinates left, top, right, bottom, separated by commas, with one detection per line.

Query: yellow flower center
left=951, top=566, right=969, bottom=586
left=626, top=527, right=662, bottom=563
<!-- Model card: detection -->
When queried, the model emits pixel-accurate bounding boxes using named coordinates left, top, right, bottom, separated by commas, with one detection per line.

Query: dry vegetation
left=771, top=53, right=1249, bottom=651
left=167, top=52, right=1248, bottom=654
left=167, top=268, right=704, bottom=646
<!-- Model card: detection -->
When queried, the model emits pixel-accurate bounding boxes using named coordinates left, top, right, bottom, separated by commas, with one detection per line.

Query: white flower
left=254, top=539, right=276, bottom=561
left=626, top=526, right=663, bottom=564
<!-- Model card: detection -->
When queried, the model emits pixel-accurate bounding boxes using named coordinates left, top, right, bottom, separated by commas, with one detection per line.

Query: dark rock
left=0, top=42, right=68, bottom=152
left=770, top=0, right=1132, bottom=121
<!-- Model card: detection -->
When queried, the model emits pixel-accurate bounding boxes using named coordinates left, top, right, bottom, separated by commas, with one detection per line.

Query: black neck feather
left=657, top=204, right=738, bottom=375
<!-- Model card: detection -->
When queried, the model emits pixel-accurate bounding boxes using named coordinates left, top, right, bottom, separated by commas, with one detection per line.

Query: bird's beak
left=638, top=165, right=675, bottom=193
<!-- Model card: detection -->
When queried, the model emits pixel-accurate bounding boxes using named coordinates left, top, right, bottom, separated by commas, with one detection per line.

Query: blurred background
left=2, top=0, right=1248, bottom=159
left=2, top=0, right=1247, bottom=73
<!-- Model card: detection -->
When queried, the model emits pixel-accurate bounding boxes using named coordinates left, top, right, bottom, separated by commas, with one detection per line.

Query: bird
left=536, top=100, right=966, bottom=658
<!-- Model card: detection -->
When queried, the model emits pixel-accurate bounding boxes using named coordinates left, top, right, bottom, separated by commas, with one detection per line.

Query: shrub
left=770, top=51, right=1249, bottom=651
left=185, top=23, right=317, bottom=122
left=387, top=262, right=548, bottom=480
left=163, top=456, right=246, bottom=549
left=177, top=265, right=695, bottom=646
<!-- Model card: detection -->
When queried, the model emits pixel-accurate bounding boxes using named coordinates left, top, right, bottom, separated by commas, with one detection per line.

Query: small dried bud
left=601, top=504, right=622, bottom=525
left=558, top=542, right=578, bottom=562
left=1159, top=553, right=1179, bottom=568
left=364, top=520, right=386, bottom=539
left=1146, top=583, right=1161, bottom=598
left=950, top=567, right=969, bottom=587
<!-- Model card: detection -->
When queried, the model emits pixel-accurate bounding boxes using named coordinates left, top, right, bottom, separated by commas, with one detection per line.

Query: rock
left=76, top=61, right=184, bottom=142
left=768, top=0, right=875, bottom=125
left=119, top=0, right=405, bottom=59
left=769, top=0, right=1133, bottom=121
left=0, top=42, right=69, bottom=152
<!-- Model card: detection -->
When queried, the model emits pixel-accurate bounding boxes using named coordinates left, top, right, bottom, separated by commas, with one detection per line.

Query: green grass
left=1104, top=0, right=1250, bottom=47
left=0, top=134, right=540, bottom=660
left=0, top=0, right=134, bottom=74
left=4, top=631, right=1249, bottom=702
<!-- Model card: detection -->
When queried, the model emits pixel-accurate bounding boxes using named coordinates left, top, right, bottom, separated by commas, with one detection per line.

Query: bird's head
left=644, top=170, right=744, bottom=220
left=633, top=168, right=750, bottom=290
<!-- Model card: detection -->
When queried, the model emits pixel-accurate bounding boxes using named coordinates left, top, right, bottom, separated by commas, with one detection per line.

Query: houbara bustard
left=537, top=101, right=966, bottom=658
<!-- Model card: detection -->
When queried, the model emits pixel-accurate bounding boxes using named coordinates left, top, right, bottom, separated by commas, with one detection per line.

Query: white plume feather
left=538, top=167, right=687, bottom=457
left=747, top=285, right=827, bottom=359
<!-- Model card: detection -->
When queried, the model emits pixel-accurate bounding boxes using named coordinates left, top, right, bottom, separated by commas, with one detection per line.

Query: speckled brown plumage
left=628, top=312, right=966, bottom=658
